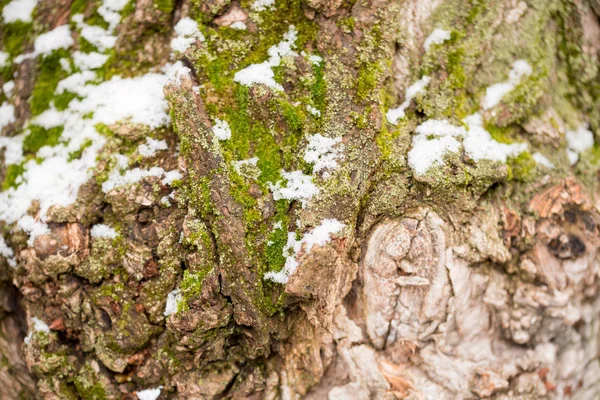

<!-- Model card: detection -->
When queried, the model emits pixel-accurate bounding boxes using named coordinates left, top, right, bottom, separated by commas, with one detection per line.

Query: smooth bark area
left=1, top=0, right=600, bottom=399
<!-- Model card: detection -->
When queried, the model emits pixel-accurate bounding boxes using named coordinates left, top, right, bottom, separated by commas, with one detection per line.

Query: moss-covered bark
left=2, top=0, right=600, bottom=398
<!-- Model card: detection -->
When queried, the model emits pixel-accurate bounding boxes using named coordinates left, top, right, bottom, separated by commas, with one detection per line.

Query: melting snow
left=532, top=152, right=554, bottom=169
left=264, top=219, right=345, bottom=284
left=482, top=60, right=532, bottom=110
left=164, top=289, right=182, bottom=316
left=138, top=138, right=168, bottom=157
left=424, top=28, right=451, bottom=50
left=137, top=387, right=163, bottom=400
left=565, top=124, right=594, bottom=165
left=386, top=76, right=431, bottom=125
left=90, top=224, right=119, bottom=239
left=303, top=134, right=343, bottom=174
left=211, top=119, right=232, bottom=140
left=171, top=17, right=205, bottom=52
left=24, top=316, right=49, bottom=344
left=268, top=170, right=319, bottom=207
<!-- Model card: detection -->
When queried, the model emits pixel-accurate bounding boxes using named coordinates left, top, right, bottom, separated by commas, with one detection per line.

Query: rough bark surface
left=1, top=0, right=600, bottom=399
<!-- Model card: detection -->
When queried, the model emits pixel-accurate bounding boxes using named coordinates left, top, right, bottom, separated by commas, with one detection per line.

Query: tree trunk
left=2, top=0, right=600, bottom=398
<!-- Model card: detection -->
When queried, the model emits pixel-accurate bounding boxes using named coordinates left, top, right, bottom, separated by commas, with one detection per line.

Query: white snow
left=161, top=170, right=182, bottom=185
left=268, top=170, right=319, bottom=207
left=308, top=55, right=323, bottom=65
left=211, top=119, right=232, bottom=140
left=264, top=219, right=345, bottom=284
left=408, top=115, right=527, bottom=175
left=24, top=316, right=49, bottom=344
left=90, top=224, right=119, bottom=239
left=532, top=152, right=554, bottom=169
left=234, top=26, right=297, bottom=91
left=306, top=105, right=321, bottom=117
left=0, top=102, right=16, bottom=130
left=35, top=25, right=74, bottom=55
left=234, top=63, right=282, bottom=91
left=72, top=14, right=117, bottom=52
left=2, top=0, right=38, bottom=23
left=0, top=69, right=172, bottom=244
left=56, top=71, right=97, bottom=95
left=138, top=138, right=168, bottom=157
left=0, top=51, right=9, bottom=68
left=102, top=167, right=165, bottom=192
left=98, top=0, right=128, bottom=31
left=482, top=59, right=532, bottom=110
left=3, top=81, right=15, bottom=97
left=0, top=236, right=14, bottom=258
left=230, top=21, right=247, bottom=30
left=171, top=17, right=205, bottom=52
left=251, top=0, right=275, bottom=12
left=31, top=106, right=64, bottom=129
left=137, top=387, right=163, bottom=400
left=565, top=124, right=594, bottom=165
left=73, top=51, right=109, bottom=70
left=304, top=134, right=343, bottom=174
left=0, top=134, right=24, bottom=165
left=424, top=28, right=451, bottom=51
left=386, top=76, right=431, bottom=125
left=164, top=289, right=182, bottom=316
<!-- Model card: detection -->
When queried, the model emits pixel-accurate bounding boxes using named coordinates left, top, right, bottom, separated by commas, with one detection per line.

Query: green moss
left=338, top=17, right=355, bottom=34
left=356, top=63, right=379, bottom=101
left=507, top=151, right=536, bottom=182
left=2, top=162, right=26, bottom=190
left=1, top=21, right=33, bottom=57
left=154, top=0, right=175, bottom=13
left=68, top=138, right=94, bottom=161
left=23, top=125, right=64, bottom=154
left=179, top=268, right=212, bottom=309
left=29, top=49, right=71, bottom=116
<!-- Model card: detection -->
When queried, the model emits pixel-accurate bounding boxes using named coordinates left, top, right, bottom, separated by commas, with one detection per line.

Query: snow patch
left=304, top=134, right=343, bottom=175
left=164, top=289, right=182, bottom=316
left=171, top=17, right=205, bottom=52
left=91, top=224, right=119, bottom=239
left=24, top=316, right=49, bottom=344
left=211, top=119, right=232, bottom=140
left=0, top=236, right=14, bottom=258
left=482, top=60, right=532, bottom=110
left=532, top=152, right=554, bottom=169
left=408, top=115, right=527, bottom=175
left=565, top=124, right=594, bottom=165
left=264, top=219, right=345, bottom=284
left=2, top=0, right=38, bottom=23
left=251, top=0, right=275, bottom=12
left=3, top=81, right=15, bottom=97
left=386, top=76, right=431, bottom=125
left=268, top=170, right=319, bottom=207
left=424, top=28, right=451, bottom=50
left=72, top=14, right=117, bottom=52
left=73, top=51, right=109, bottom=70
left=0, top=51, right=9, bottom=68
left=138, top=138, right=168, bottom=157
left=0, top=102, right=15, bottom=130
left=306, top=105, right=321, bottom=117
left=98, top=0, right=128, bottom=31
left=234, top=26, right=297, bottom=91
left=137, top=387, right=163, bottom=400
left=230, top=21, right=247, bottom=30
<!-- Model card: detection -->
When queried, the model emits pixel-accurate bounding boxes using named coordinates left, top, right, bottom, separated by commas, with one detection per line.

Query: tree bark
left=1, top=0, right=600, bottom=398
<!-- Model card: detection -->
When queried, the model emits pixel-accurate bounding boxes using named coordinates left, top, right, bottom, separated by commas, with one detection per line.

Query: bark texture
left=1, top=0, right=600, bottom=399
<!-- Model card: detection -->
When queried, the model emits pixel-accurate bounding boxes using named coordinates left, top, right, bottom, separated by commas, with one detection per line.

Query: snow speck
left=137, top=387, right=163, bottom=400
left=532, top=152, right=554, bottom=169
left=0, top=102, right=16, bottom=130
left=424, top=28, right=451, bottom=51
left=234, top=26, right=297, bottom=91
left=0, top=52, right=9, bottom=68
left=268, top=170, right=319, bottom=207
left=230, top=21, right=247, bottom=30
left=264, top=219, right=345, bottom=284
left=162, top=170, right=182, bottom=186
left=24, top=316, right=49, bottom=344
left=565, top=124, right=594, bottom=165
left=386, top=76, right=431, bottom=125
left=90, top=224, right=119, bottom=239
left=0, top=236, right=14, bottom=258
left=2, top=0, right=38, bottom=23
left=462, top=113, right=527, bottom=162
left=306, top=105, right=321, bottom=117
left=171, top=17, right=205, bottom=52
left=164, top=289, right=182, bottom=316
left=482, top=59, right=532, bottom=110
left=138, top=138, right=168, bottom=157
left=251, top=0, right=275, bottom=12
left=211, top=119, right=232, bottom=140
left=3, top=81, right=15, bottom=97
left=304, top=134, right=343, bottom=174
